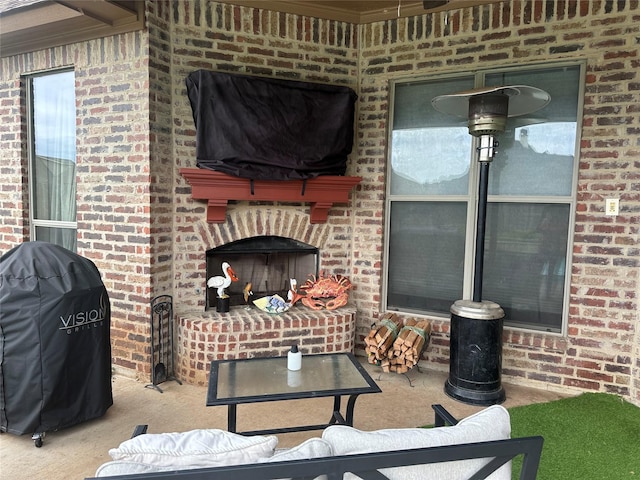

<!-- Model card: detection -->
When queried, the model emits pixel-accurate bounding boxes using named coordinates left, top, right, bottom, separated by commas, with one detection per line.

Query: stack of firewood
left=383, top=319, right=431, bottom=373
left=365, top=314, right=430, bottom=374
left=364, top=313, right=403, bottom=362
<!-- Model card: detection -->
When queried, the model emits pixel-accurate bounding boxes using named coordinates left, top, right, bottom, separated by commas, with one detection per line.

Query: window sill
left=180, top=168, right=362, bottom=223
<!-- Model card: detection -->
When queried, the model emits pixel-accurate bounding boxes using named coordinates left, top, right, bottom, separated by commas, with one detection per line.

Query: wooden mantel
left=180, top=168, right=362, bottom=223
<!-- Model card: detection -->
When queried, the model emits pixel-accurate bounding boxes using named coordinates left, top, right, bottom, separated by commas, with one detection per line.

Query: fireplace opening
left=206, top=236, right=319, bottom=310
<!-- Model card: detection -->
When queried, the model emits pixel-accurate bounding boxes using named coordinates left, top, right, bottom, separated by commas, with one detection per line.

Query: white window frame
left=26, top=68, right=78, bottom=251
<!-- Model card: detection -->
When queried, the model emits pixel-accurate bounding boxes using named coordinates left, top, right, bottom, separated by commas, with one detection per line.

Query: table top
left=206, top=352, right=381, bottom=406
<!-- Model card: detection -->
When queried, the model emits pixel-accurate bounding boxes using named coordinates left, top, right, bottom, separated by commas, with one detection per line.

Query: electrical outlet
left=605, top=198, right=619, bottom=216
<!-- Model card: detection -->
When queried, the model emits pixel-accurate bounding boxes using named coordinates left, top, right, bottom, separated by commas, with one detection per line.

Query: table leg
left=345, top=394, right=360, bottom=426
left=330, top=396, right=345, bottom=425
left=228, top=404, right=237, bottom=433
left=330, top=395, right=361, bottom=426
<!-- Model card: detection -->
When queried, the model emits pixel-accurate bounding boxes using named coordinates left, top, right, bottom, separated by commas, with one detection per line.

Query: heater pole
left=473, top=161, right=490, bottom=302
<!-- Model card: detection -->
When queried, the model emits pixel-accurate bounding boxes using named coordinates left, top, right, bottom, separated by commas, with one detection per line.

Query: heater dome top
left=431, top=85, right=550, bottom=118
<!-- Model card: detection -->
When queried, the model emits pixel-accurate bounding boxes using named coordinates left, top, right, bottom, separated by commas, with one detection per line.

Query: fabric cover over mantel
left=186, top=70, right=357, bottom=181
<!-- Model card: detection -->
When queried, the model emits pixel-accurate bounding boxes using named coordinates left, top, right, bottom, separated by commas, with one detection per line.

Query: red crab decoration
left=290, top=273, right=352, bottom=310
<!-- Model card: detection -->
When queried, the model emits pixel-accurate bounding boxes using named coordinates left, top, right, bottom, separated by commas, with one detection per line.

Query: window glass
left=35, top=226, right=78, bottom=251
left=387, top=202, right=467, bottom=314
left=486, top=67, right=579, bottom=196
left=385, top=63, right=581, bottom=332
left=482, top=203, right=569, bottom=332
left=29, top=70, right=77, bottom=251
left=391, top=76, right=475, bottom=196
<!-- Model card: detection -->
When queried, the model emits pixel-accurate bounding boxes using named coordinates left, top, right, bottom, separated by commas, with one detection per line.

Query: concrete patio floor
left=0, top=359, right=567, bottom=480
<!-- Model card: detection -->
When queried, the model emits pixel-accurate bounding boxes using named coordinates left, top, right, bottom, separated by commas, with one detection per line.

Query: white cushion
left=108, top=428, right=278, bottom=468
left=322, top=405, right=512, bottom=480
left=260, top=438, right=333, bottom=480
left=97, top=437, right=332, bottom=478
left=260, top=438, right=333, bottom=463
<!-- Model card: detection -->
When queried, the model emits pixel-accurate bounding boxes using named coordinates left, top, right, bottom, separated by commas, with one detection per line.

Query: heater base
left=446, top=299, right=505, bottom=407
left=444, top=380, right=505, bottom=406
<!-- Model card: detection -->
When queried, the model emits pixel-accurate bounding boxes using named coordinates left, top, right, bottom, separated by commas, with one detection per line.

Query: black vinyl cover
left=186, top=70, right=357, bottom=180
left=0, top=242, right=112, bottom=436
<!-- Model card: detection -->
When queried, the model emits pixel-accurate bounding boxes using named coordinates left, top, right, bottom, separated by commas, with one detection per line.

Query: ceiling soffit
left=0, top=1, right=499, bottom=58
left=221, top=1, right=499, bottom=24
left=0, top=0, right=144, bottom=58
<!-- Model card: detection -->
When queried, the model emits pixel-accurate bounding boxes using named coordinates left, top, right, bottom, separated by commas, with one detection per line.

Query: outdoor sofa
left=86, top=404, right=543, bottom=480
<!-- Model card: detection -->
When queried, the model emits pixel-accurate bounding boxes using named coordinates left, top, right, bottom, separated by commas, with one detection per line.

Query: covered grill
left=0, top=242, right=112, bottom=446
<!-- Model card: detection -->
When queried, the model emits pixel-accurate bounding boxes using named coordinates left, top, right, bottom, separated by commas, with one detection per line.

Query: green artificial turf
left=508, top=393, right=640, bottom=479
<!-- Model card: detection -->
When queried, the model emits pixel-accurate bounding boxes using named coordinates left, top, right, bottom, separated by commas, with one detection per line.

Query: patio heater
left=432, top=85, right=550, bottom=405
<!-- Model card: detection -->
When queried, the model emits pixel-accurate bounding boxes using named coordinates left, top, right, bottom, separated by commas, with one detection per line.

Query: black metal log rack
left=146, top=295, right=182, bottom=393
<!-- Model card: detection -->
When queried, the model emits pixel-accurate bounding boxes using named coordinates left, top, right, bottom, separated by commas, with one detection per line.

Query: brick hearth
left=176, top=305, right=356, bottom=385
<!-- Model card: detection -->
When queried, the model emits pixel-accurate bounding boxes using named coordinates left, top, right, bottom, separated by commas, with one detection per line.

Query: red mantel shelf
left=180, top=168, right=362, bottom=224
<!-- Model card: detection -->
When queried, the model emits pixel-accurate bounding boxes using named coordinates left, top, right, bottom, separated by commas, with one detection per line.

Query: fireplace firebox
left=206, top=236, right=319, bottom=310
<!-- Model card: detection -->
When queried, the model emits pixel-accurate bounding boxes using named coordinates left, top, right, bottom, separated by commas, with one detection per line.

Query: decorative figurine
left=243, top=282, right=253, bottom=309
left=287, top=278, right=297, bottom=303
left=290, top=273, right=351, bottom=310
left=207, top=262, right=238, bottom=312
left=253, top=294, right=291, bottom=314
left=207, top=262, right=239, bottom=298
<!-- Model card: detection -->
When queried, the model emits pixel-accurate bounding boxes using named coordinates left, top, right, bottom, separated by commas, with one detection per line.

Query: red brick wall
left=74, top=37, right=153, bottom=378
left=0, top=75, right=28, bottom=246
left=177, top=306, right=356, bottom=385
left=148, top=0, right=175, bottom=299
left=0, top=32, right=155, bottom=380
left=1, top=0, right=638, bottom=405
left=352, top=0, right=640, bottom=404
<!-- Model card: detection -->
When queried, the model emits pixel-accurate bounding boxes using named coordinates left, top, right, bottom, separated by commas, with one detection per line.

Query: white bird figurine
left=207, top=262, right=239, bottom=298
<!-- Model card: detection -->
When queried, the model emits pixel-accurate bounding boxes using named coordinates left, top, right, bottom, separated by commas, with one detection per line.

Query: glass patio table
left=206, top=352, right=381, bottom=436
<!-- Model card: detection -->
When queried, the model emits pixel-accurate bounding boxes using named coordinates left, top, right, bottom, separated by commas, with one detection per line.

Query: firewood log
left=367, top=315, right=431, bottom=372
left=387, top=319, right=431, bottom=373
left=365, top=313, right=402, bottom=364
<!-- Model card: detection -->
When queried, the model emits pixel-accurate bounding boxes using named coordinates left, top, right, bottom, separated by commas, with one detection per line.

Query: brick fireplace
left=173, top=207, right=358, bottom=386
left=171, top=66, right=363, bottom=385
left=175, top=307, right=356, bottom=385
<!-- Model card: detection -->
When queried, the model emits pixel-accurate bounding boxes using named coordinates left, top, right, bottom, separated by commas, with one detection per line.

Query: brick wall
left=0, top=72, right=27, bottom=247
left=352, top=0, right=640, bottom=404
left=0, top=33, right=156, bottom=380
left=177, top=305, right=356, bottom=385
left=148, top=0, right=175, bottom=299
left=75, top=34, right=153, bottom=378
left=1, top=0, right=638, bottom=405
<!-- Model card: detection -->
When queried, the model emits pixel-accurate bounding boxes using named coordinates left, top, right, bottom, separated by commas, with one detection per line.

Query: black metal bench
left=84, top=404, right=543, bottom=480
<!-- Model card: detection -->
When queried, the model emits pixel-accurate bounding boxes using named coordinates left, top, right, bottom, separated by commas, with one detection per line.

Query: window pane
left=486, top=66, right=579, bottom=196
left=390, top=77, right=475, bottom=195
left=482, top=203, right=569, bottom=332
left=32, top=71, right=77, bottom=222
left=35, top=226, right=77, bottom=252
left=387, top=202, right=467, bottom=314
left=385, top=63, right=580, bottom=333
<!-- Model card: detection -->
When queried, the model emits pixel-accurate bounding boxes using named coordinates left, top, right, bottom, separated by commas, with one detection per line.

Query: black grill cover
left=186, top=70, right=357, bottom=181
left=0, top=242, right=112, bottom=436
